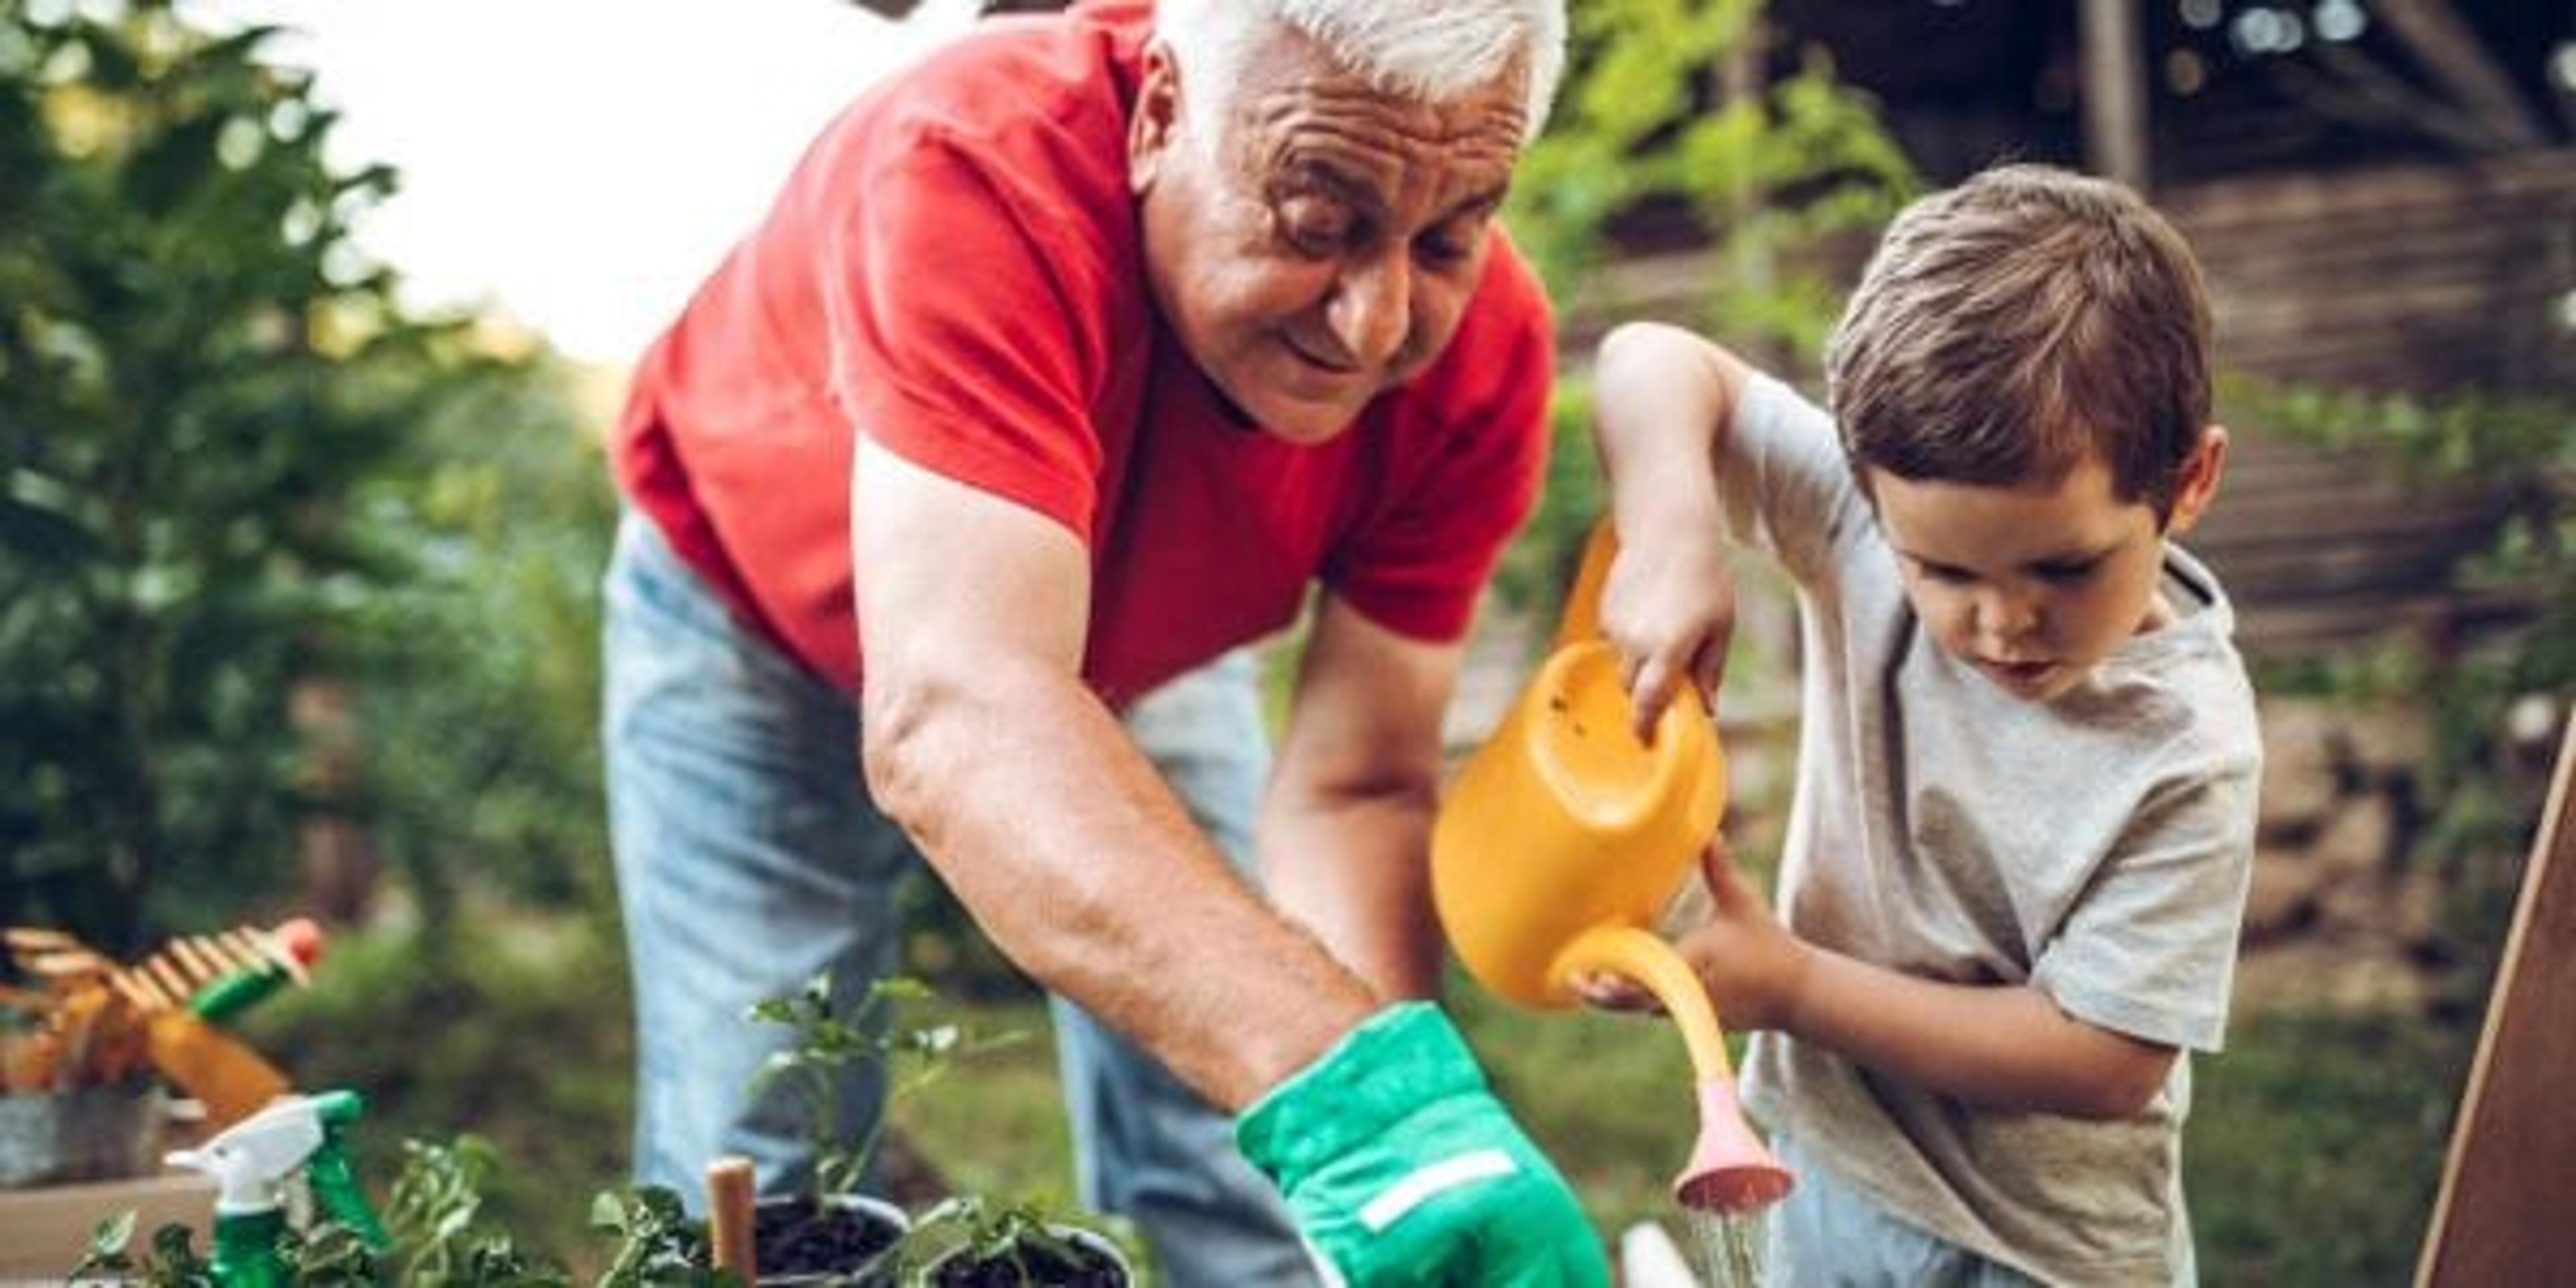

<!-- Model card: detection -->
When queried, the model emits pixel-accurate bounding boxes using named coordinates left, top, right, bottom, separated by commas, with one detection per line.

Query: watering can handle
left=1556, top=520, right=1717, bottom=728
left=1554, top=520, right=1621, bottom=651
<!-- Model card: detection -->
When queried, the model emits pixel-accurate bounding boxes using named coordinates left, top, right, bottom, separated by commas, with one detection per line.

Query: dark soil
left=928, top=1240, right=1126, bottom=1287
left=753, top=1195, right=902, bottom=1279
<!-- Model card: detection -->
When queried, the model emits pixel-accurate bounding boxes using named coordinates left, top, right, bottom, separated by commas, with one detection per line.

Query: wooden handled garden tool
left=1430, top=522, right=1792, bottom=1212
left=8, top=921, right=324, bottom=1129
left=706, top=1155, right=758, bottom=1281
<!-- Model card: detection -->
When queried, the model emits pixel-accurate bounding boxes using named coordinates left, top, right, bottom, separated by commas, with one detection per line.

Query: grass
left=891, top=997, right=1074, bottom=1205
left=227, top=899, right=2487, bottom=1285
left=1456, top=980, right=1707, bottom=1240
left=2185, top=1006, right=2473, bottom=1285
left=884, top=975, right=1708, bottom=1250
left=246, top=910, right=637, bottom=1273
left=896, top=984, right=2485, bottom=1285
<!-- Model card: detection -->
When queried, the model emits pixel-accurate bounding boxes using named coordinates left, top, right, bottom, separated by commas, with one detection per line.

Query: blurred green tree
left=341, top=344, right=617, bottom=943
left=0, top=0, right=602, bottom=951
left=1495, top=0, right=1917, bottom=614
left=1506, top=0, right=1916, bottom=356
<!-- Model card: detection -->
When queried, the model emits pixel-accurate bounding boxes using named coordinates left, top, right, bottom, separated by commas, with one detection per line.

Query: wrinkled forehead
left=1208, top=23, right=1527, bottom=213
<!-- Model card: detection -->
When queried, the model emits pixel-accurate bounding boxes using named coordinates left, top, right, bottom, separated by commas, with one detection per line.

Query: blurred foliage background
left=4, top=0, right=2570, bottom=1283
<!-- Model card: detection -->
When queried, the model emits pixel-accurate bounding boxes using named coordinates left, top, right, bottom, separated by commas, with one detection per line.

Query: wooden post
left=2418, top=714, right=2576, bottom=1285
left=2078, top=0, right=2151, bottom=193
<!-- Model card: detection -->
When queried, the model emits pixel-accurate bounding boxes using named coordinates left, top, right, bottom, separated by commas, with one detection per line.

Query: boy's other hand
left=1602, top=529, right=1735, bottom=741
left=1675, top=839, right=1811, bottom=1032
left=1573, top=839, right=1811, bottom=1034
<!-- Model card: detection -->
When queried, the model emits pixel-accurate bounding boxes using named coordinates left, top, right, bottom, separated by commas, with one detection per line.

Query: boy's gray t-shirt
left=1722, top=373, right=2262, bottom=1282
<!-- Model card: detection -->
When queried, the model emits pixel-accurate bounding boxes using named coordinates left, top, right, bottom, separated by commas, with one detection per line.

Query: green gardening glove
left=1236, top=1002, right=1610, bottom=1287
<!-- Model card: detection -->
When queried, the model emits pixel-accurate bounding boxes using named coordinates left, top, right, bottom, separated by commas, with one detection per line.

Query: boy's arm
left=1671, top=844, right=2178, bottom=1120
left=1591, top=323, right=1754, bottom=737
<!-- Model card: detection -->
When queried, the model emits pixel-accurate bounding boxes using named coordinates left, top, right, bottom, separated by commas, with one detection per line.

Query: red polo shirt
left=611, top=0, right=1554, bottom=706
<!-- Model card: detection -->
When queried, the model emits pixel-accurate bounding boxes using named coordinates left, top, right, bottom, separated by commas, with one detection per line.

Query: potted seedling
left=745, top=973, right=1018, bottom=1285
left=75, top=1131, right=727, bottom=1286
left=888, top=1194, right=1134, bottom=1288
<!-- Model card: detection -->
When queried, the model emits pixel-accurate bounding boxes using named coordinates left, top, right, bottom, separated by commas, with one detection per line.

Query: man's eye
left=1916, top=561, right=1974, bottom=585
left=1278, top=201, right=1351, bottom=256
left=1415, top=226, right=1477, bottom=266
left=1286, top=223, right=1342, bottom=255
left=2033, top=558, right=2102, bottom=584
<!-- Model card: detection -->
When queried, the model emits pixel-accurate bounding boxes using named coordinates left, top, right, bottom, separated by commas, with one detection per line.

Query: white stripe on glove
left=1358, top=1148, right=1521, bottom=1232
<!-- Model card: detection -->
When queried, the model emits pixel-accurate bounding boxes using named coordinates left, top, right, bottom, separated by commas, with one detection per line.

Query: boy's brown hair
left=1823, top=164, right=2214, bottom=521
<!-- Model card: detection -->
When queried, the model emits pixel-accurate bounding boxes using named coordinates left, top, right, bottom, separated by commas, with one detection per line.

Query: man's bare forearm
left=864, top=655, right=1375, bottom=1110
left=1258, top=782, right=1443, bottom=1001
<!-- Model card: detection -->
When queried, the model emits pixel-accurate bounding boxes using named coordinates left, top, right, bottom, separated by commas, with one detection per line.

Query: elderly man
left=601, top=0, right=1600, bottom=1281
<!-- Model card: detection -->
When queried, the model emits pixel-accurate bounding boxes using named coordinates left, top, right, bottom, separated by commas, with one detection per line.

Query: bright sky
left=176, top=0, right=987, bottom=364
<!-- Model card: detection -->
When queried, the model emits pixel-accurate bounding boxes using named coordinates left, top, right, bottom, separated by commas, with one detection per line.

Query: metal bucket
left=0, top=1085, right=164, bottom=1188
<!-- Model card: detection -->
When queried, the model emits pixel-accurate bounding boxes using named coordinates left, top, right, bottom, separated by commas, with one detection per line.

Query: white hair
left=1155, top=0, right=1566, bottom=145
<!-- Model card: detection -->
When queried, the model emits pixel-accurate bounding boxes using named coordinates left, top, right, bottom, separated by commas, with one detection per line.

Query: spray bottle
left=163, top=1089, right=391, bottom=1287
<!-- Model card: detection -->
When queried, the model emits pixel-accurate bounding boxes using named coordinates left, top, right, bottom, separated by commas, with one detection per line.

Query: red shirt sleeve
left=825, top=131, right=1114, bottom=545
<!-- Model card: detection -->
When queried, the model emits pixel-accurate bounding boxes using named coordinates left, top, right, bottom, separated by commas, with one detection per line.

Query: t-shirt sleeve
left=2029, top=745, right=2259, bottom=1052
left=1323, top=257, right=1555, bottom=641
left=1720, top=372, right=1875, bottom=589
left=826, top=133, right=1108, bottom=543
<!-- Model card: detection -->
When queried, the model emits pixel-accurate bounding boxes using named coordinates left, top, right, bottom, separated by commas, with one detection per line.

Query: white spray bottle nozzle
left=164, top=1095, right=327, bottom=1215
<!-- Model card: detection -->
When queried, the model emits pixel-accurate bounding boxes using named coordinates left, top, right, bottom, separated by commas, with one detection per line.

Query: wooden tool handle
left=706, top=1155, right=757, bottom=1281
left=150, top=1011, right=291, bottom=1129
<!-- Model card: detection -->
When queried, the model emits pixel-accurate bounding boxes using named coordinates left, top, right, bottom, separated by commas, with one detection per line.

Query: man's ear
left=2164, top=425, right=2228, bottom=536
left=1128, top=39, right=1181, bottom=196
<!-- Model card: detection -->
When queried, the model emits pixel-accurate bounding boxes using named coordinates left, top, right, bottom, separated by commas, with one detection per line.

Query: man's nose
left=1326, top=252, right=1411, bottom=368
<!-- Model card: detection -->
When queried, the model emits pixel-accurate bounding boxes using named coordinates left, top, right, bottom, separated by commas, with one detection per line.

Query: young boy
left=1587, top=164, right=2260, bottom=1283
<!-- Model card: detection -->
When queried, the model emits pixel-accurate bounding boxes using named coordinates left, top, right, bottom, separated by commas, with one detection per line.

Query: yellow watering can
left=1432, top=521, right=1792, bottom=1212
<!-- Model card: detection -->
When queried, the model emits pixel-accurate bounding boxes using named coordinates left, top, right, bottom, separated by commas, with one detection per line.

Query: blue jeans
left=601, top=513, right=1315, bottom=1287
left=1766, top=1130, right=2200, bottom=1286
left=1764, top=1132, right=2041, bottom=1287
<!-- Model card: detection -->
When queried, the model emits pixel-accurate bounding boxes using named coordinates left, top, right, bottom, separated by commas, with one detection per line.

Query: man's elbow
left=859, top=675, right=940, bottom=830
left=1287, top=755, right=1442, bottom=822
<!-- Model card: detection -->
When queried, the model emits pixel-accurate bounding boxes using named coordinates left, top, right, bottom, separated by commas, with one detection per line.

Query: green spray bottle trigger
left=165, top=1089, right=390, bottom=1287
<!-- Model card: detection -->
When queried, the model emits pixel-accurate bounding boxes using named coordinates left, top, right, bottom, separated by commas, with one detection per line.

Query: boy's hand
left=1237, top=1002, right=1610, bottom=1287
left=1575, top=840, right=1811, bottom=1033
left=1601, top=528, right=1735, bottom=740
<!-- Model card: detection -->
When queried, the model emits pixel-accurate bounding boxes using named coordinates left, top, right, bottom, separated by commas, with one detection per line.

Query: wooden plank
left=2200, top=241, right=2546, bottom=295
left=2165, top=152, right=2576, bottom=229
left=2080, top=0, right=2150, bottom=192
left=2233, top=586, right=2532, bottom=657
left=2202, top=492, right=2500, bottom=543
left=2418, top=715, right=2576, bottom=1286
left=2215, top=283, right=2549, bottom=338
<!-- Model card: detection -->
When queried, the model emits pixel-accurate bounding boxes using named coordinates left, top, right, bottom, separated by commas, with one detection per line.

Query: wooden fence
left=1559, top=150, right=2576, bottom=659
left=2170, top=151, right=2574, bottom=657
left=2168, top=151, right=2576, bottom=396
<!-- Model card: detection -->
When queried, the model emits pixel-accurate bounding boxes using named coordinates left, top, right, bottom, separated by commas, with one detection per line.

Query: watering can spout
left=1553, top=926, right=1792, bottom=1213
left=1431, top=521, right=1792, bottom=1214
left=1680, top=1077, right=1794, bottom=1212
